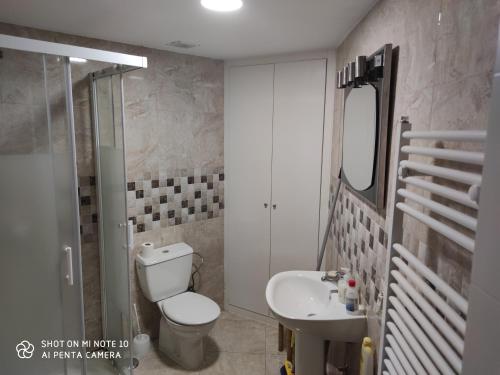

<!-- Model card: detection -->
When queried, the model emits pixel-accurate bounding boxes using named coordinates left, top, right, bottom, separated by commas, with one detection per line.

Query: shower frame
left=89, top=67, right=131, bottom=348
left=0, top=33, right=146, bottom=375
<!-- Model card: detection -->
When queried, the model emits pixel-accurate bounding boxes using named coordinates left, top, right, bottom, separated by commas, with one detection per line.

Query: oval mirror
left=342, top=84, right=377, bottom=191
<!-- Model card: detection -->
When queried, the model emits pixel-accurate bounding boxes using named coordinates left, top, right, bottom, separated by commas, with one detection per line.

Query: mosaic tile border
left=331, top=186, right=388, bottom=311
left=78, top=176, right=98, bottom=244
left=126, top=166, right=224, bottom=233
left=77, top=166, right=225, bottom=239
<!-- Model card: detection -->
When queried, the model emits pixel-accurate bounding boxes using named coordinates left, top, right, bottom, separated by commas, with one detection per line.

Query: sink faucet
left=321, top=270, right=341, bottom=283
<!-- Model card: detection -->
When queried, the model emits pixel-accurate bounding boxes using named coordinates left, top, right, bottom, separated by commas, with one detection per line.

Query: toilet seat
left=160, top=292, right=220, bottom=326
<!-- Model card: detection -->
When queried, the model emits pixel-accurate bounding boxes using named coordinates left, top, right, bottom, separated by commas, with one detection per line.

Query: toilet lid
left=160, top=292, right=220, bottom=326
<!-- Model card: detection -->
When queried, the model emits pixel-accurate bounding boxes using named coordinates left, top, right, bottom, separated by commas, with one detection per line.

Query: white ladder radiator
left=378, top=117, right=486, bottom=375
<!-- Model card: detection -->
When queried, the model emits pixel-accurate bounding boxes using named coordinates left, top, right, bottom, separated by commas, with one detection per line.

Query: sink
left=266, top=271, right=367, bottom=375
left=266, top=270, right=366, bottom=341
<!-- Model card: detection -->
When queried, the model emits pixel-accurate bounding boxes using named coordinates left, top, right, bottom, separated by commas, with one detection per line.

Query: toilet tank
left=135, top=242, right=193, bottom=302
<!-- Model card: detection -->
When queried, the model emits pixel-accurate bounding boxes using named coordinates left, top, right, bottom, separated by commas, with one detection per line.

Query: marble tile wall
left=327, top=0, right=500, bottom=364
left=0, top=22, right=225, bottom=341
left=0, top=50, right=69, bottom=155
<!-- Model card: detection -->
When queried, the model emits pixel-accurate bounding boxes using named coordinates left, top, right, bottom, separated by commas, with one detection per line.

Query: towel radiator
left=378, top=117, right=486, bottom=374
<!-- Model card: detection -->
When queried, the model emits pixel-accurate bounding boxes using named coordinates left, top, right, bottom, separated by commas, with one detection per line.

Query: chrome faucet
left=321, top=270, right=341, bottom=283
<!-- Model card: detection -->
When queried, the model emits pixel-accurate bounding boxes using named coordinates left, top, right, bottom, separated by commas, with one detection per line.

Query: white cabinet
left=225, top=59, right=327, bottom=316
left=225, top=64, right=274, bottom=315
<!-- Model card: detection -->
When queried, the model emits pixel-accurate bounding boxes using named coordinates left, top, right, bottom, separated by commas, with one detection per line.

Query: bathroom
left=1, top=0, right=499, bottom=374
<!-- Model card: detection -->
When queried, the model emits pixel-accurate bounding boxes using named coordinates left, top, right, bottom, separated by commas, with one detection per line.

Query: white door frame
left=462, top=24, right=500, bottom=374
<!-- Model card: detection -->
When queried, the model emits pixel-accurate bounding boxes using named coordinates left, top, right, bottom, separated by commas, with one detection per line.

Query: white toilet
left=135, top=242, right=220, bottom=370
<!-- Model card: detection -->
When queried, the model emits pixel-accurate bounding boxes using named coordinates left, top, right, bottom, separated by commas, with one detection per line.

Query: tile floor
left=134, top=311, right=287, bottom=375
left=86, top=357, right=120, bottom=375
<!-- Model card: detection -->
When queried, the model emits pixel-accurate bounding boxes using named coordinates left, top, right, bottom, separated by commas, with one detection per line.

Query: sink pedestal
left=295, top=332, right=324, bottom=375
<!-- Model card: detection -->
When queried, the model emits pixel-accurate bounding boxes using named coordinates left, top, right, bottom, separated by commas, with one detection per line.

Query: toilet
left=135, top=242, right=220, bottom=370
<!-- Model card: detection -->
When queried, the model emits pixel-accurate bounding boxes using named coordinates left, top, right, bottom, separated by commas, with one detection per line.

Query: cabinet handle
left=264, top=203, right=268, bottom=208
left=272, top=204, right=277, bottom=209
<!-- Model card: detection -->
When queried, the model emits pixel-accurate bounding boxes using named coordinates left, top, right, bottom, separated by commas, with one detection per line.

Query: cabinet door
left=270, top=59, right=327, bottom=276
left=226, top=64, right=274, bottom=315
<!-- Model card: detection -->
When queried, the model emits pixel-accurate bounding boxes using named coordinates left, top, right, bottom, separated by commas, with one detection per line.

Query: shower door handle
left=63, top=246, right=74, bottom=286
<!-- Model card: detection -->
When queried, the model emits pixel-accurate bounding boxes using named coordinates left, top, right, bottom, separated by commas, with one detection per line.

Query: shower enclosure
left=90, top=67, right=133, bottom=373
left=0, top=34, right=146, bottom=375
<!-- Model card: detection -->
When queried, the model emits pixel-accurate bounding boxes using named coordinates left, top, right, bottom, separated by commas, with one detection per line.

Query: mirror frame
left=340, top=44, right=394, bottom=213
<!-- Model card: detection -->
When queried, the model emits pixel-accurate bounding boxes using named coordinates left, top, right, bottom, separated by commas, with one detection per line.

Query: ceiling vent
left=165, top=41, right=199, bottom=49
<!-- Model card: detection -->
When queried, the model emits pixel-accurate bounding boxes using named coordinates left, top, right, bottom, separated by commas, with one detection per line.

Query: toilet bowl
left=135, top=242, right=221, bottom=369
left=157, top=292, right=220, bottom=369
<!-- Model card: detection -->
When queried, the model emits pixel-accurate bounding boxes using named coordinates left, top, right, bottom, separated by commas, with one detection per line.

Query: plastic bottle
left=337, top=267, right=349, bottom=304
left=345, top=279, right=359, bottom=313
left=338, top=278, right=346, bottom=304
left=338, top=267, right=350, bottom=304
left=359, top=337, right=374, bottom=375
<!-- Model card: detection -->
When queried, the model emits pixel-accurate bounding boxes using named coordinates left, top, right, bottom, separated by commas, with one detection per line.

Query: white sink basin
left=266, top=270, right=366, bottom=342
left=266, top=271, right=367, bottom=375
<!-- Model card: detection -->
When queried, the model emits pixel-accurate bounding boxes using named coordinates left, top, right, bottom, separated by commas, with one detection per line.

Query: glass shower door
left=0, top=50, right=85, bottom=374
left=91, top=72, right=132, bottom=373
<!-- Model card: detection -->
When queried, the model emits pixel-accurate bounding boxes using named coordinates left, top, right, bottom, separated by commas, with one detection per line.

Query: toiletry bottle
left=338, top=267, right=350, bottom=304
left=359, top=337, right=374, bottom=375
left=345, top=279, right=359, bottom=313
left=338, top=278, right=346, bottom=304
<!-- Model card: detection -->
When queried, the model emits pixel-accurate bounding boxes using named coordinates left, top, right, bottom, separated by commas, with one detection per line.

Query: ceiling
left=0, top=0, right=377, bottom=60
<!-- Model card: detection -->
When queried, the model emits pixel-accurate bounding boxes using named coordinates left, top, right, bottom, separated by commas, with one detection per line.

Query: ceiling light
left=69, top=57, right=87, bottom=63
left=201, top=0, right=243, bottom=12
